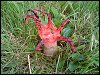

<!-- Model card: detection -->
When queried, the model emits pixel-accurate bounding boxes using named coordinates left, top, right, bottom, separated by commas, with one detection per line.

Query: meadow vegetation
left=1, top=1, right=99, bottom=74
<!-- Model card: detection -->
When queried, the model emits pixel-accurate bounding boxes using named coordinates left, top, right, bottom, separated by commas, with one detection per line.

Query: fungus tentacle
left=57, top=36, right=76, bottom=52
left=35, top=40, right=44, bottom=51
left=47, top=14, right=57, bottom=30
left=57, top=19, right=70, bottom=33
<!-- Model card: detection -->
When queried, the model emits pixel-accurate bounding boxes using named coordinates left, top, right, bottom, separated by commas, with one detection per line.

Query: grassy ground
left=1, top=1, right=99, bottom=74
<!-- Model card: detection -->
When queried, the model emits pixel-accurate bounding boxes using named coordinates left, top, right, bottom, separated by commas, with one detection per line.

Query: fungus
left=25, top=9, right=76, bottom=57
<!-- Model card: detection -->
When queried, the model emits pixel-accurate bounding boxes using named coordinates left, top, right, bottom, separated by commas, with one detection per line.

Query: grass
left=1, top=1, right=99, bottom=74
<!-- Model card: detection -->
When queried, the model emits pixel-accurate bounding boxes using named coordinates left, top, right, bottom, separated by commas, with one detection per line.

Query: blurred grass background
left=1, top=1, right=99, bottom=74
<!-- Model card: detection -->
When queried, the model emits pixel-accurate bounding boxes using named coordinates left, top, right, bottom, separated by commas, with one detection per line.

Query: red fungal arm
left=34, top=9, right=57, bottom=30
left=35, top=40, right=44, bottom=51
left=57, top=36, right=76, bottom=52
left=47, top=14, right=52, bottom=28
left=57, top=19, right=70, bottom=33
left=47, top=14, right=57, bottom=30
left=24, top=9, right=45, bottom=38
left=25, top=10, right=41, bottom=22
